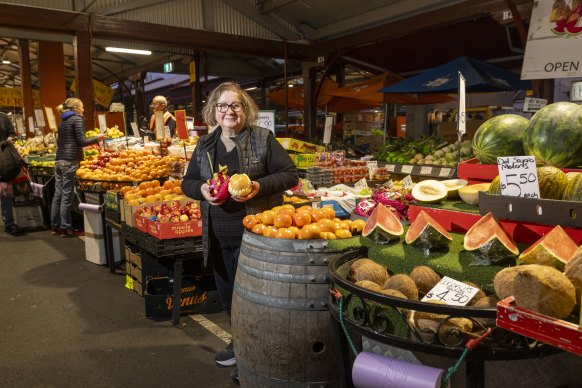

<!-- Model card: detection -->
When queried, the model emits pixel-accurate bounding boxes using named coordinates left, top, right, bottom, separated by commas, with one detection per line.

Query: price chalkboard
left=497, top=156, right=540, bottom=198
left=421, top=276, right=479, bottom=306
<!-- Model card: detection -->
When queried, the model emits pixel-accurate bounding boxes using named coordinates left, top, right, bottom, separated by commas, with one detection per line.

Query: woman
left=181, top=82, right=298, bottom=380
left=51, top=98, right=105, bottom=237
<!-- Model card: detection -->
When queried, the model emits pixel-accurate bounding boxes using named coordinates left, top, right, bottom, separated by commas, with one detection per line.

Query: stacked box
left=84, top=210, right=121, bottom=265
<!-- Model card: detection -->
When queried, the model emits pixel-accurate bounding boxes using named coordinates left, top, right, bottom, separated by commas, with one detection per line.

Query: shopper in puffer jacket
left=50, top=98, right=105, bottom=237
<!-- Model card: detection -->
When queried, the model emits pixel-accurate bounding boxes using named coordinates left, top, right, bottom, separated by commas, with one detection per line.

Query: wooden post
left=73, top=30, right=94, bottom=131
left=17, top=39, right=34, bottom=137
left=38, top=41, right=66, bottom=134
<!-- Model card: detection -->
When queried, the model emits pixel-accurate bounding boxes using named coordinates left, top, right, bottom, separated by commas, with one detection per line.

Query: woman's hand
left=232, top=181, right=260, bottom=203
left=201, top=182, right=226, bottom=206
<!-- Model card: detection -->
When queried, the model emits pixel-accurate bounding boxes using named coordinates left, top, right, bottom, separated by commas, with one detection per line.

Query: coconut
left=413, top=300, right=473, bottom=333
left=513, top=264, right=576, bottom=319
left=383, top=274, right=419, bottom=300
left=379, top=288, right=408, bottom=299
left=350, top=258, right=375, bottom=271
left=463, top=281, right=486, bottom=306
left=409, top=266, right=441, bottom=295
left=354, top=280, right=383, bottom=292
left=473, top=296, right=501, bottom=328
left=350, top=261, right=389, bottom=286
left=493, top=266, right=525, bottom=300
left=564, top=246, right=582, bottom=305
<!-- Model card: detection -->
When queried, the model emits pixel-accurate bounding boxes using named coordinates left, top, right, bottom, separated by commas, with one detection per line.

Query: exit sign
left=163, top=62, right=174, bottom=73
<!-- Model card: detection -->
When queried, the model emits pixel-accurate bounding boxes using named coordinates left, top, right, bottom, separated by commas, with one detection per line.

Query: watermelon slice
left=405, top=210, right=452, bottom=255
left=518, top=225, right=578, bottom=270
left=361, top=203, right=404, bottom=244
left=463, top=213, right=519, bottom=264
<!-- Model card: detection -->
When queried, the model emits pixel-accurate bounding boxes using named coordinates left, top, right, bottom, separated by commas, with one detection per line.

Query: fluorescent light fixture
left=1, top=60, right=11, bottom=64
left=245, top=86, right=257, bottom=91
left=288, top=84, right=294, bottom=88
left=105, top=47, right=151, bottom=55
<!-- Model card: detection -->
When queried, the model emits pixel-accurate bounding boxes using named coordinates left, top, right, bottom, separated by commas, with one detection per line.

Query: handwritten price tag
left=386, top=164, right=396, bottom=172
left=497, top=156, right=540, bottom=198
left=422, top=276, right=479, bottom=306
left=439, top=168, right=451, bottom=177
left=401, top=175, right=413, bottom=189
left=420, top=166, right=433, bottom=175
left=401, top=165, right=413, bottom=174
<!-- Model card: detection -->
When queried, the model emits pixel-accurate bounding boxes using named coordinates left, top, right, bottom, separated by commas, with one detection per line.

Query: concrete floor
left=0, top=227, right=236, bottom=388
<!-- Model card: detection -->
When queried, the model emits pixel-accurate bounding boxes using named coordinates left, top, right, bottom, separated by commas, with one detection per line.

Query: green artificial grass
left=414, top=199, right=481, bottom=214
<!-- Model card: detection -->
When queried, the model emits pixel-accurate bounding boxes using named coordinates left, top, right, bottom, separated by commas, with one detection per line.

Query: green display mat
left=413, top=199, right=481, bottom=214
left=329, top=228, right=523, bottom=295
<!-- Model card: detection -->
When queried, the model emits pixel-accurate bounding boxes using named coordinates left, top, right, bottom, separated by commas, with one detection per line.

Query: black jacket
left=56, top=111, right=101, bottom=162
left=181, top=125, right=299, bottom=265
left=0, top=112, right=15, bottom=141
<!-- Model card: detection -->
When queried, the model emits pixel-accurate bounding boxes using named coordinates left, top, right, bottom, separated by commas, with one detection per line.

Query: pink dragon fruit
left=207, top=164, right=231, bottom=201
left=354, top=199, right=378, bottom=218
left=372, top=188, right=416, bottom=221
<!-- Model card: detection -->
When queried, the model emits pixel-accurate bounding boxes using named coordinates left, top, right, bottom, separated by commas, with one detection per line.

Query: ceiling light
left=1, top=60, right=10, bottom=64
left=245, top=86, right=257, bottom=91
left=105, top=47, right=151, bottom=55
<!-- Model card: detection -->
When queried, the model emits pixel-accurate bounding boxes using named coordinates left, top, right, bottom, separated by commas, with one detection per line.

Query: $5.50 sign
left=497, top=156, right=540, bottom=198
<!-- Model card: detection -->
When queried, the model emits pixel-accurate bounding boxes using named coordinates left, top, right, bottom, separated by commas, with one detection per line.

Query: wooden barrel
left=232, top=231, right=346, bottom=387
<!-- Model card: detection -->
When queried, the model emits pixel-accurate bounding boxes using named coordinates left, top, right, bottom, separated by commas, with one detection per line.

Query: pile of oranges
left=121, top=179, right=184, bottom=206
left=244, top=204, right=366, bottom=240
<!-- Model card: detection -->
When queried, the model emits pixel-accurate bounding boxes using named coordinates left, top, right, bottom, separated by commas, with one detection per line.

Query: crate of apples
left=244, top=204, right=366, bottom=240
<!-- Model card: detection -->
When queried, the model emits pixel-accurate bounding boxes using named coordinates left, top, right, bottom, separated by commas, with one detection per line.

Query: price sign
left=15, top=117, right=24, bottom=136
left=323, top=114, right=334, bottom=144
left=523, top=97, right=547, bottom=113
left=154, top=111, right=165, bottom=140
left=354, top=178, right=368, bottom=191
left=386, top=164, right=396, bottom=172
left=97, top=114, right=107, bottom=134
left=458, top=72, right=466, bottom=136
left=401, top=165, right=413, bottom=174
left=422, top=276, right=479, bottom=306
left=402, top=175, right=413, bottom=189
left=174, top=109, right=188, bottom=139
left=382, top=180, right=395, bottom=190
left=164, top=126, right=171, bottom=139
left=44, top=107, right=57, bottom=130
left=255, top=110, right=276, bottom=134
left=497, top=156, right=540, bottom=198
left=34, top=109, right=46, bottom=128
left=367, top=161, right=378, bottom=180
left=439, top=168, right=451, bottom=177
left=27, top=116, right=35, bottom=134
left=420, top=166, right=433, bottom=175
left=130, top=122, right=139, bottom=137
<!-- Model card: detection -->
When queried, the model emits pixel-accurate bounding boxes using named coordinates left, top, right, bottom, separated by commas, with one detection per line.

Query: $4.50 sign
left=422, top=276, right=479, bottom=306
left=497, top=156, right=540, bottom=198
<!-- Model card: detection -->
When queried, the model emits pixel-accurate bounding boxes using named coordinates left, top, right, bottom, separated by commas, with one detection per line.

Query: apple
left=179, top=214, right=189, bottom=222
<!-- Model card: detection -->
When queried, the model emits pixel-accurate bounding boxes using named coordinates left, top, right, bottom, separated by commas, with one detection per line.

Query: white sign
left=420, top=166, right=433, bottom=175
left=439, top=168, right=451, bottom=177
left=323, top=114, right=334, bottom=144
left=44, top=107, right=57, bottom=130
left=97, top=114, right=107, bottom=134
left=34, top=109, right=45, bottom=128
left=522, top=1, right=582, bottom=79
left=458, top=72, right=466, bottom=136
left=130, top=122, right=139, bottom=137
left=401, top=175, right=413, bottom=189
left=354, top=178, right=368, bottom=191
left=571, top=81, right=582, bottom=102
left=401, top=165, right=413, bottom=174
left=523, top=97, right=547, bottom=113
left=497, top=156, right=540, bottom=198
left=15, top=117, right=24, bottom=136
left=27, top=116, right=35, bottom=134
left=386, top=164, right=396, bottom=172
left=422, top=276, right=480, bottom=306
left=255, top=110, right=275, bottom=134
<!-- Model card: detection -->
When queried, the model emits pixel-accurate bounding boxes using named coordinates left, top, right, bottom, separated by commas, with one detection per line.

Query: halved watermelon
left=362, top=203, right=404, bottom=244
left=405, top=210, right=452, bottom=255
left=518, top=225, right=578, bottom=270
left=463, top=213, right=519, bottom=264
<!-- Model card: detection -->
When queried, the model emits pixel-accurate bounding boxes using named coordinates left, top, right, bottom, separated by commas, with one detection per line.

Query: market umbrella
left=378, top=56, right=531, bottom=94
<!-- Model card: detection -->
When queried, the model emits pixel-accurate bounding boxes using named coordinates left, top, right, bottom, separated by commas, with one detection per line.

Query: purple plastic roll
left=78, top=203, right=101, bottom=213
left=352, top=351, right=445, bottom=388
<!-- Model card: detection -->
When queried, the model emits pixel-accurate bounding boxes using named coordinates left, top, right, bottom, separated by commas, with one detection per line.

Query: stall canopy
left=268, top=72, right=454, bottom=113
left=378, top=56, right=532, bottom=94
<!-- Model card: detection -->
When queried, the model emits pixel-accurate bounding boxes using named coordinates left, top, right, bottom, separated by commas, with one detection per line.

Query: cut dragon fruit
left=207, top=164, right=231, bottom=201
left=354, top=199, right=378, bottom=218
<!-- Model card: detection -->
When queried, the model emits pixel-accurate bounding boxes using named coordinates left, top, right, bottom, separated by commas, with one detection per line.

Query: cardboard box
left=293, top=153, right=316, bottom=168
left=134, top=213, right=148, bottom=232
left=356, top=135, right=384, bottom=152
left=436, top=120, right=482, bottom=143
left=131, top=264, right=143, bottom=283
left=146, top=218, right=202, bottom=239
left=83, top=210, right=121, bottom=265
left=121, top=199, right=139, bottom=227
left=277, top=138, right=325, bottom=154
left=13, top=205, right=44, bottom=229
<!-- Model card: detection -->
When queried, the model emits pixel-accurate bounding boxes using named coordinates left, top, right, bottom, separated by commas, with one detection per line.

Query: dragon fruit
left=207, top=164, right=231, bottom=201
left=372, top=187, right=416, bottom=221
left=354, top=199, right=378, bottom=218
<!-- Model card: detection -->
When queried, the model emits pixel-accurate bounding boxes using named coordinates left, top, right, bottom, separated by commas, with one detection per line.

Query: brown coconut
left=513, top=264, right=576, bottom=319
left=350, top=261, right=389, bottom=286
left=409, top=266, right=441, bottom=295
left=354, top=280, right=383, bottom=292
left=463, top=281, right=486, bottom=306
left=493, top=266, right=526, bottom=300
left=473, top=296, right=501, bottom=328
left=350, top=258, right=375, bottom=272
left=379, top=288, right=408, bottom=299
left=413, top=300, right=473, bottom=333
left=564, top=246, right=582, bottom=305
left=383, top=274, right=419, bottom=300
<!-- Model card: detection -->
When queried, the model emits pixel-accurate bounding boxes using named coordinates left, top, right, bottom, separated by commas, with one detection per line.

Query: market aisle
left=0, top=229, right=236, bottom=387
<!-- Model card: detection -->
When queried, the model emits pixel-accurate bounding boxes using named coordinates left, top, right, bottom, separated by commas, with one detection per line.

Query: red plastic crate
left=497, top=297, right=582, bottom=356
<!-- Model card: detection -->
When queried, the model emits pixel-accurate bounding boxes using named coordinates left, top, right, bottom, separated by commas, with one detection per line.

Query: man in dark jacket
left=50, top=98, right=105, bottom=237
left=0, top=112, right=23, bottom=235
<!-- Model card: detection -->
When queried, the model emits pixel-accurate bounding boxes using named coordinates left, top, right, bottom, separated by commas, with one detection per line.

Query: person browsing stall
left=51, top=98, right=106, bottom=237
left=149, top=95, right=176, bottom=138
left=0, top=112, right=23, bottom=235
left=181, top=82, right=299, bottom=383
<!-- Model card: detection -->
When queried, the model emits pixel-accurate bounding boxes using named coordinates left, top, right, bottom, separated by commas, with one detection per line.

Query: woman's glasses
left=215, top=102, right=244, bottom=113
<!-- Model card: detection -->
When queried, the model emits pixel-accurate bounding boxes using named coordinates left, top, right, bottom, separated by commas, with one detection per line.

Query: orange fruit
left=251, top=223, right=267, bottom=235
left=243, top=215, right=259, bottom=230
left=288, top=226, right=300, bottom=238
left=297, top=205, right=313, bottom=212
left=262, top=226, right=278, bottom=238
left=259, top=210, right=276, bottom=225
left=317, top=219, right=335, bottom=233
left=339, top=220, right=352, bottom=231
left=277, top=207, right=295, bottom=217
left=292, top=211, right=311, bottom=227
left=335, top=229, right=353, bottom=239
left=299, top=224, right=321, bottom=240
left=310, top=209, right=327, bottom=222
left=320, top=231, right=337, bottom=240
left=275, top=228, right=296, bottom=239
left=274, top=213, right=293, bottom=228
left=321, top=206, right=336, bottom=219
left=351, top=219, right=366, bottom=233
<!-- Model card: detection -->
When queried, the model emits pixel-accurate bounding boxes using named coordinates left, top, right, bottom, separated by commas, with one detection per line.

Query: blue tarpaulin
left=378, top=56, right=531, bottom=94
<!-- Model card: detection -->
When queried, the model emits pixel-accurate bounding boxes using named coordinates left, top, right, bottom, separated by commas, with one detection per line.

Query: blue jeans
left=1, top=195, right=14, bottom=227
left=51, top=160, right=79, bottom=231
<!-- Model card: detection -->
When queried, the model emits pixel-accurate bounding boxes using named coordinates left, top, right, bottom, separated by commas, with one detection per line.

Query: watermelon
left=518, top=225, right=578, bottom=270
left=563, top=172, right=582, bottom=201
left=405, top=210, right=452, bottom=255
left=523, top=102, right=582, bottom=168
left=471, top=114, right=529, bottom=164
left=463, top=213, right=519, bottom=264
left=488, top=176, right=501, bottom=195
left=537, top=166, right=568, bottom=199
left=361, top=203, right=404, bottom=244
